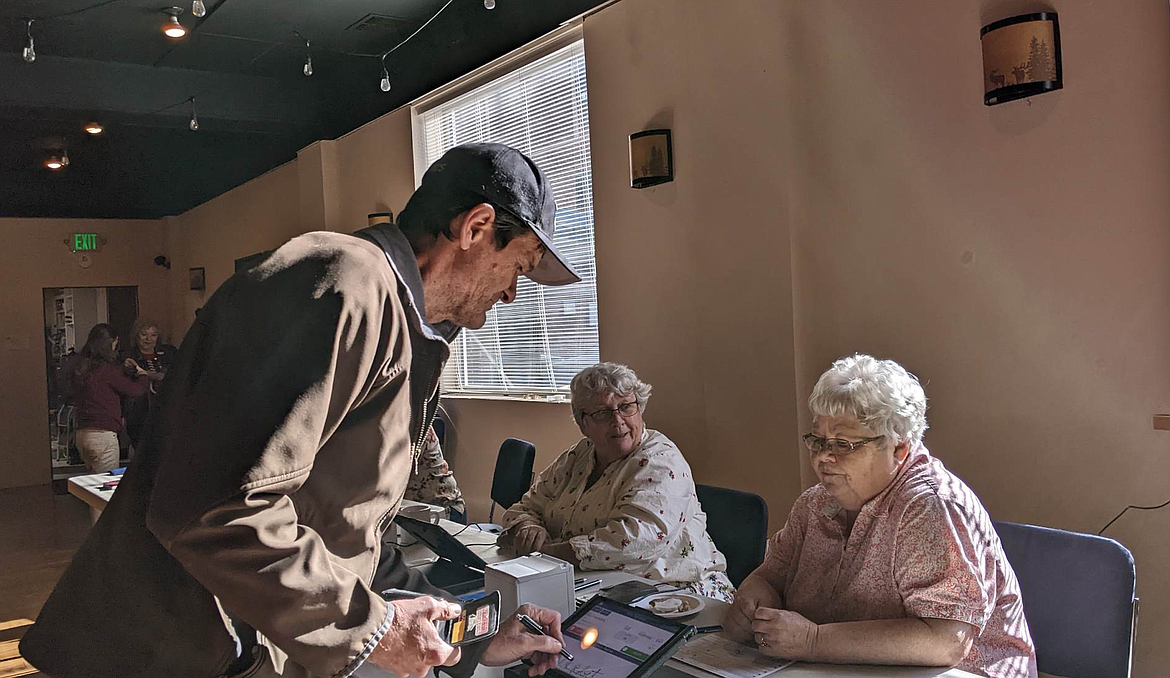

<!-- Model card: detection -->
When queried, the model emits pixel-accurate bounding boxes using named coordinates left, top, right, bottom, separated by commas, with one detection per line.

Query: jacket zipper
left=371, top=358, right=441, bottom=580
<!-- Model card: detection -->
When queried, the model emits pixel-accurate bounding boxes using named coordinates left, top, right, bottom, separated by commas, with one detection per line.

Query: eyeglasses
left=802, top=433, right=884, bottom=457
left=582, top=401, right=641, bottom=425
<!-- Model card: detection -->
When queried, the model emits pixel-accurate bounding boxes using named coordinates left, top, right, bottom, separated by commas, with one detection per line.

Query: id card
left=436, top=591, right=500, bottom=646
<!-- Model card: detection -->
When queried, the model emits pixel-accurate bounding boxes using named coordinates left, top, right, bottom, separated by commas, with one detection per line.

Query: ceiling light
left=380, top=54, right=391, bottom=92
left=84, top=122, right=104, bottom=135
left=484, top=0, right=496, bottom=8
left=191, top=0, right=206, bottom=18
left=61, top=150, right=70, bottom=166
left=303, top=38, right=313, bottom=77
left=188, top=96, right=199, bottom=131
left=162, top=7, right=186, bottom=38
left=45, top=156, right=63, bottom=170
left=22, top=19, right=36, bottom=63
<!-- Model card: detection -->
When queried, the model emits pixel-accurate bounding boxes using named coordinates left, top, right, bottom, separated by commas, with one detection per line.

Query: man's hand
left=510, top=524, right=551, bottom=554
left=481, top=604, right=564, bottom=676
left=722, top=575, right=782, bottom=643
left=368, top=596, right=463, bottom=677
left=751, top=607, right=818, bottom=660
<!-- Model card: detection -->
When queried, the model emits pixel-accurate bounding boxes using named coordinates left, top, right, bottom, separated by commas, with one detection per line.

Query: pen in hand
left=516, top=613, right=573, bottom=661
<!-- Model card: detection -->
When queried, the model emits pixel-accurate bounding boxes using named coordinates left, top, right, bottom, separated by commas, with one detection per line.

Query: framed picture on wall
left=189, top=267, right=206, bottom=291
left=629, top=129, right=673, bottom=188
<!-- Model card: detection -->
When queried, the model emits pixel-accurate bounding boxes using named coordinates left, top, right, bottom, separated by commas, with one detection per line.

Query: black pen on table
left=516, top=613, right=573, bottom=661
left=574, top=578, right=602, bottom=592
left=696, top=625, right=722, bottom=634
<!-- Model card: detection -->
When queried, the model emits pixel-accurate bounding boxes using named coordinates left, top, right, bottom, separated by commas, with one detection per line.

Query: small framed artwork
left=629, top=129, right=673, bottom=189
left=981, top=12, right=1062, bottom=106
left=189, top=267, right=206, bottom=291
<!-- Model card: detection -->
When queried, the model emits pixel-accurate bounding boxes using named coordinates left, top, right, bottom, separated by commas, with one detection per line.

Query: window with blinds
left=416, top=38, right=599, bottom=398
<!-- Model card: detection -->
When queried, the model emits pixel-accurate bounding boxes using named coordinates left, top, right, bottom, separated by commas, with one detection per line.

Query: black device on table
left=394, top=514, right=487, bottom=596
left=436, top=591, right=501, bottom=646
left=504, top=595, right=695, bottom=678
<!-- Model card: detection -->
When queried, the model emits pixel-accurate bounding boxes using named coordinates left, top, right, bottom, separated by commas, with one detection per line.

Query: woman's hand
left=723, top=574, right=782, bottom=643
left=511, top=524, right=552, bottom=554
left=751, top=607, right=818, bottom=660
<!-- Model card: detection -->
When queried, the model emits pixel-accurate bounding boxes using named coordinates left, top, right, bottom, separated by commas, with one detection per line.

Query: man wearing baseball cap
left=23, top=143, right=580, bottom=678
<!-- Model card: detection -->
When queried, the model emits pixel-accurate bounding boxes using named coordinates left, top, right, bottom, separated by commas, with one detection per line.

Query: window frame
left=410, top=24, right=597, bottom=403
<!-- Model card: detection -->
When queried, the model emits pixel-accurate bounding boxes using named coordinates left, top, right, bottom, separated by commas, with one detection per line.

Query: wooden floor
left=0, top=484, right=91, bottom=678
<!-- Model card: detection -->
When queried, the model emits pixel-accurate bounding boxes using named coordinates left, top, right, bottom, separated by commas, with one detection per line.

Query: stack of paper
left=672, top=633, right=794, bottom=678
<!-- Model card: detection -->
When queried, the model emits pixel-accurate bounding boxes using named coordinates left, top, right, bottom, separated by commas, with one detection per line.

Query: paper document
left=673, top=633, right=794, bottom=678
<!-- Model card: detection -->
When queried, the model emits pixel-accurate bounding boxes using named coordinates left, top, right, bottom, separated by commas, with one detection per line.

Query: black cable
left=450, top=522, right=475, bottom=538
left=1098, top=497, right=1170, bottom=535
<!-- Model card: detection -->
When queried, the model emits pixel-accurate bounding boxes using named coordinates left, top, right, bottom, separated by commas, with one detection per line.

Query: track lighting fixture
left=303, top=38, right=313, bottom=77
left=191, top=0, right=206, bottom=18
left=84, top=122, right=104, bottom=135
left=162, top=7, right=186, bottom=39
left=188, top=97, right=199, bottom=131
left=22, top=19, right=36, bottom=63
left=61, top=150, right=70, bottom=167
left=380, top=54, right=391, bottom=92
left=484, top=0, right=496, bottom=8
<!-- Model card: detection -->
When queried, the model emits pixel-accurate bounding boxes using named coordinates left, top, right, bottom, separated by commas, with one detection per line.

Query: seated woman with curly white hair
left=724, top=354, right=1036, bottom=678
left=500, top=362, right=734, bottom=602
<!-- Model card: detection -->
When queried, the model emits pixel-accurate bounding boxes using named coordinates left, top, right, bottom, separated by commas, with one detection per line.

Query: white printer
left=484, top=553, right=575, bottom=619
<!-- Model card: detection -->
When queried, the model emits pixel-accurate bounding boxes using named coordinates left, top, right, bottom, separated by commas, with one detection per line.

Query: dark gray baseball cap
left=416, top=143, right=581, bottom=286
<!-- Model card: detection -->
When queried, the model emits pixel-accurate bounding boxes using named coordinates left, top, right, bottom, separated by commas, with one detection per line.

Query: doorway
left=43, top=286, right=139, bottom=480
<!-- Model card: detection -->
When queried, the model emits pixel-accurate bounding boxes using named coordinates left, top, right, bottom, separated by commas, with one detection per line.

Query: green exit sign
left=72, top=233, right=100, bottom=252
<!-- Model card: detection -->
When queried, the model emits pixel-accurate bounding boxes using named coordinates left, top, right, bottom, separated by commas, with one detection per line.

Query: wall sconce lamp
left=981, top=12, right=1062, bottom=106
left=629, top=129, right=673, bottom=188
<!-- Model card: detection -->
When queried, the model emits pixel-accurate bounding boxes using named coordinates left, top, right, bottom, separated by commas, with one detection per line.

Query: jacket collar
left=354, top=223, right=460, bottom=345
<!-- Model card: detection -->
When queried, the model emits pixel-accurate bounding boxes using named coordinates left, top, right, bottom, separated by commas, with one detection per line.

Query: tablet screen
left=558, top=598, right=681, bottom=678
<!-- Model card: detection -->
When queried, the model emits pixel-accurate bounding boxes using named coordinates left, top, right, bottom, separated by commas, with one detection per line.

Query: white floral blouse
left=502, top=429, right=734, bottom=602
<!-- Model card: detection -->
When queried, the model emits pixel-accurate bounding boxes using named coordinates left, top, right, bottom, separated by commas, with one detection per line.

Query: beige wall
left=583, top=0, right=805, bottom=528
left=0, top=218, right=168, bottom=489
left=782, top=0, right=1170, bottom=673
left=164, top=161, right=303, bottom=338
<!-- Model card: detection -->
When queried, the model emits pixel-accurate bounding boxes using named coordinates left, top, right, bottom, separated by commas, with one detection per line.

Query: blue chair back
left=695, top=484, right=768, bottom=586
left=993, top=521, right=1137, bottom=678
left=491, top=437, right=536, bottom=511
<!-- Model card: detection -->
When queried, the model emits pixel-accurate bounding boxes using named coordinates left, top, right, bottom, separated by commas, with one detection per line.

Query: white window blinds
left=417, top=39, right=599, bottom=397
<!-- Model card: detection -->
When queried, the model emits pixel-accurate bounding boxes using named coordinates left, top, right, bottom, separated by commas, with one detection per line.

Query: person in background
left=119, top=317, right=176, bottom=452
left=723, top=354, right=1036, bottom=678
left=405, top=424, right=467, bottom=522
left=71, top=324, right=150, bottom=480
left=501, top=362, right=734, bottom=602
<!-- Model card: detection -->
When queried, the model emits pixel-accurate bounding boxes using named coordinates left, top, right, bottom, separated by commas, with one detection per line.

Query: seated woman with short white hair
left=724, top=354, right=1036, bottom=678
left=501, top=362, right=734, bottom=602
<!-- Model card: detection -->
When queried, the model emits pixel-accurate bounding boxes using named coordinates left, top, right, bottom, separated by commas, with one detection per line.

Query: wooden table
left=67, top=470, right=121, bottom=522
left=66, top=471, right=118, bottom=511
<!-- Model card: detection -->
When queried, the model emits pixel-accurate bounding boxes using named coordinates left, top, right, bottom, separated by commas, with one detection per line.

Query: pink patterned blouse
left=758, top=447, right=1037, bottom=678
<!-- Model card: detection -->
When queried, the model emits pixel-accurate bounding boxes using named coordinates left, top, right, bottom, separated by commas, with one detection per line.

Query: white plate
left=634, top=592, right=705, bottom=618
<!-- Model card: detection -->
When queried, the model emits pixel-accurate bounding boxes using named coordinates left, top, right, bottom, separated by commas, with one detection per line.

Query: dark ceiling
left=0, top=0, right=606, bottom=219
